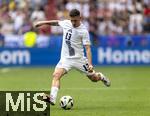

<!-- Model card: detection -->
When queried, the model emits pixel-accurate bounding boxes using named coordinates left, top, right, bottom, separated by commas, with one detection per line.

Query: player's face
left=70, top=16, right=81, bottom=27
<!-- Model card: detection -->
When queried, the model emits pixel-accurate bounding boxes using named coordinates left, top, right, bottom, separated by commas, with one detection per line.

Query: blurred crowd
left=56, top=0, right=150, bottom=35
left=0, top=0, right=150, bottom=47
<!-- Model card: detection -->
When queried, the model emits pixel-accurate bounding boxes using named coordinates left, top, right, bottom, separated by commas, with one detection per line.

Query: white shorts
left=56, top=57, right=91, bottom=75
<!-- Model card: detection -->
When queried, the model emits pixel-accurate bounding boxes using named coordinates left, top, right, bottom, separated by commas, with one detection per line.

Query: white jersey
left=58, top=20, right=91, bottom=59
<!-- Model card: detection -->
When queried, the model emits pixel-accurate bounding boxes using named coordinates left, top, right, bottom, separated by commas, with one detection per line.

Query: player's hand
left=88, top=65, right=94, bottom=73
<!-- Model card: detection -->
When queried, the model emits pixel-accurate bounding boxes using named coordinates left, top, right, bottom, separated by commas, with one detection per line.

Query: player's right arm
left=34, top=20, right=59, bottom=28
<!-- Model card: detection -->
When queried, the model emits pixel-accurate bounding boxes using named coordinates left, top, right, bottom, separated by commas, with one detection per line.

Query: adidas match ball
left=60, top=95, right=74, bottom=110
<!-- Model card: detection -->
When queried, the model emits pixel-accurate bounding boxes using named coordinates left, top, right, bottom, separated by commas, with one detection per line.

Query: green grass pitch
left=0, top=66, right=150, bottom=116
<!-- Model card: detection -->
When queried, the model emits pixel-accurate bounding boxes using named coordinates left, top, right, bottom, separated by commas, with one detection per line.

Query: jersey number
left=65, top=30, right=75, bottom=56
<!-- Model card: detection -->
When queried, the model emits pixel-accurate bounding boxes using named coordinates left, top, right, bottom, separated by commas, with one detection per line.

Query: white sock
left=50, top=87, right=59, bottom=103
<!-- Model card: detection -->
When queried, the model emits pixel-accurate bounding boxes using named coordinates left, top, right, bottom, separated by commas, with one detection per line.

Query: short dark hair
left=69, top=9, right=80, bottom=17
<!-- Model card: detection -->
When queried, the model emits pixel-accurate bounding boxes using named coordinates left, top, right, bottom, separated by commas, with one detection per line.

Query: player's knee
left=53, top=72, right=62, bottom=80
left=90, top=77, right=98, bottom=82
left=87, top=75, right=99, bottom=82
left=91, top=79, right=98, bottom=82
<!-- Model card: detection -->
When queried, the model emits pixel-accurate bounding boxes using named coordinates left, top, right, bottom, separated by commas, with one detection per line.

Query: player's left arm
left=82, top=29, right=93, bottom=71
left=84, top=45, right=93, bottom=71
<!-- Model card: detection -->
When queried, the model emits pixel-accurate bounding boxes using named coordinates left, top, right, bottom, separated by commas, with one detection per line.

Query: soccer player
left=34, top=9, right=110, bottom=105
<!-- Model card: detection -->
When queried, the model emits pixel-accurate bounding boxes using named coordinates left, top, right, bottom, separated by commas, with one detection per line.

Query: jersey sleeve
left=58, top=20, right=69, bottom=28
left=82, top=30, right=91, bottom=45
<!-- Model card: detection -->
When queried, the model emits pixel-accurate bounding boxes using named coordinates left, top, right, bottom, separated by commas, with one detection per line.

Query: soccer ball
left=59, top=95, right=74, bottom=110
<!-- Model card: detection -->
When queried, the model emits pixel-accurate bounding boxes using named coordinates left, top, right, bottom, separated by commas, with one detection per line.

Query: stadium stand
left=0, top=0, right=150, bottom=47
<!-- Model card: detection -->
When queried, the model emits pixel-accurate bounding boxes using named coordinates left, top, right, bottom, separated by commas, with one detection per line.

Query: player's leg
left=43, top=59, right=71, bottom=105
left=43, top=68, right=66, bottom=105
left=50, top=68, right=67, bottom=104
left=74, top=58, right=110, bottom=86
left=87, top=71, right=111, bottom=87
left=43, top=68, right=67, bottom=105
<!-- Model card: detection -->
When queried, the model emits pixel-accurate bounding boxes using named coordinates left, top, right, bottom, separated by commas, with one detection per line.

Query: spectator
left=0, top=23, right=5, bottom=47
left=98, top=17, right=116, bottom=35
left=66, top=0, right=81, bottom=12
left=30, top=6, right=46, bottom=21
left=12, top=9, right=26, bottom=34
left=0, top=18, right=13, bottom=35
left=88, top=0, right=99, bottom=45
left=143, top=4, right=150, bottom=33
left=129, top=9, right=143, bottom=34
left=23, top=28, right=37, bottom=48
